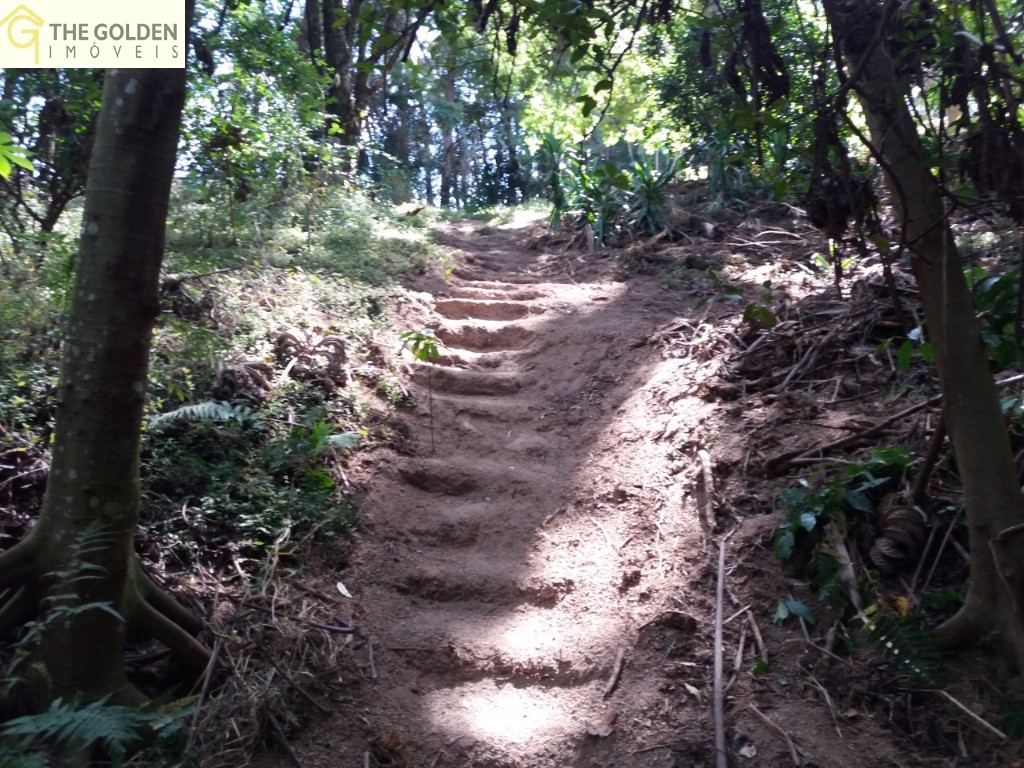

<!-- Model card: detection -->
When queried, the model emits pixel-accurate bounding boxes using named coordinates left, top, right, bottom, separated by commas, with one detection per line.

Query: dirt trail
left=309, top=219, right=711, bottom=767
left=282, top=219, right=915, bottom=768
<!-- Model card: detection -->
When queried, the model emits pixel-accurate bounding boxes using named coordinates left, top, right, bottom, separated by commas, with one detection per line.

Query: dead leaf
left=739, top=743, right=757, bottom=758
left=586, top=710, right=618, bottom=737
left=336, top=581, right=353, bottom=598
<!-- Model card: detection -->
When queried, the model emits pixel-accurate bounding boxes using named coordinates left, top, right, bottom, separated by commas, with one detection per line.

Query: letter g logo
left=0, top=4, right=44, bottom=65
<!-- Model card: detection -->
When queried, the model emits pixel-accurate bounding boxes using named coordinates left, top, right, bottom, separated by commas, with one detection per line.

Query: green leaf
left=897, top=339, right=913, bottom=372
left=785, top=600, right=815, bottom=624
left=774, top=528, right=795, bottom=559
left=580, top=95, right=597, bottom=117
left=798, top=510, right=818, bottom=531
left=844, top=490, right=873, bottom=514
left=594, top=79, right=612, bottom=92
left=773, top=601, right=791, bottom=624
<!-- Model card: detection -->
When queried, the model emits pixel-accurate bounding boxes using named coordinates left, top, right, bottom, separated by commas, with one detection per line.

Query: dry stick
left=227, top=595, right=356, bottom=634
left=907, top=518, right=940, bottom=603
left=186, top=634, right=224, bottom=752
left=911, top=414, right=947, bottom=506
left=713, top=539, right=728, bottom=768
left=747, top=705, right=809, bottom=765
left=366, top=636, right=378, bottom=679
left=603, top=647, right=627, bottom=699
left=806, top=673, right=843, bottom=738
left=591, top=517, right=615, bottom=552
left=921, top=512, right=961, bottom=595
left=935, top=689, right=1008, bottom=740
left=770, top=373, right=1024, bottom=474
left=265, top=710, right=305, bottom=768
left=725, top=621, right=747, bottom=694
left=254, top=639, right=331, bottom=715
left=747, top=613, right=768, bottom=664
left=429, top=736, right=465, bottom=768
left=697, top=449, right=715, bottom=538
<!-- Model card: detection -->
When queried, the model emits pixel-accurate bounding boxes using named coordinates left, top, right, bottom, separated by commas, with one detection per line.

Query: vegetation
left=2, top=0, right=1024, bottom=762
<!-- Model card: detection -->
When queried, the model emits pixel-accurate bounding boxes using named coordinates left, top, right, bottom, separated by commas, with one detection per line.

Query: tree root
left=0, top=534, right=210, bottom=696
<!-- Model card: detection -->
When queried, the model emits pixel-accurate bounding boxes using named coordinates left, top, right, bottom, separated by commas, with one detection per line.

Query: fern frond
left=0, top=697, right=150, bottom=767
left=323, top=432, right=360, bottom=449
left=150, top=400, right=262, bottom=428
left=857, top=603, right=940, bottom=684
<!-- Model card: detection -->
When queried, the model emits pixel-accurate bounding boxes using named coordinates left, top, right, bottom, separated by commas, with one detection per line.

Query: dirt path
left=279, top=219, right=918, bottom=768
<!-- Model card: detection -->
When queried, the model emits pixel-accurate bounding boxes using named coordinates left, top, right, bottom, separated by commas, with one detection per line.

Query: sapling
left=400, top=326, right=444, bottom=453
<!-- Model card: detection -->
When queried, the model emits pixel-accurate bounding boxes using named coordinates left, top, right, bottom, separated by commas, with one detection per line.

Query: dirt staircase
left=313, top=222, right=709, bottom=768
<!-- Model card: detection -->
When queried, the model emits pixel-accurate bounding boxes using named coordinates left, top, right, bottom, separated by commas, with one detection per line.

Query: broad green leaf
left=897, top=339, right=913, bottom=372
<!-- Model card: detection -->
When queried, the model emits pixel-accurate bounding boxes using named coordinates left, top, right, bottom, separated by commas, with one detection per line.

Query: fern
left=858, top=603, right=940, bottom=684
left=150, top=400, right=262, bottom=428
left=1, top=697, right=149, bottom=767
left=0, top=696, right=193, bottom=768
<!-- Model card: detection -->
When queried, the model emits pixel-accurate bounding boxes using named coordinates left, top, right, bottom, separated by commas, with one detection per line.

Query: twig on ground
left=747, top=704, right=809, bottom=765
left=255, top=639, right=331, bottom=715
left=591, top=517, right=615, bottom=552
left=265, top=710, right=305, bottom=768
left=935, top=689, right=1008, bottom=740
left=187, top=634, right=224, bottom=752
left=911, top=415, right=946, bottom=505
left=713, top=539, right=728, bottom=768
left=697, top=449, right=715, bottom=539
left=604, top=647, right=627, bottom=699
left=726, top=620, right=748, bottom=693
left=747, top=613, right=768, bottom=664
left=807, top=673, right=843, bottom=738
left=769, top=373, right=1024, bottom=474
left=227, top=595, right=356, bottom=634
left=921, top=512, right=961, bottom=595
left=429, top=736, right=465, bottom=767
left=366, top=636, right=378, bottom=679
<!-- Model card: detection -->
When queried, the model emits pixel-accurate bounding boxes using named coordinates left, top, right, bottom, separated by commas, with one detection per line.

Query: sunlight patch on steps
left=425, top=681, right=574, bottom=745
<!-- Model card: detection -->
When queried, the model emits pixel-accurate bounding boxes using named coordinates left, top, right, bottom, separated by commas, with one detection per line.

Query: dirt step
left=449, top=267, right=550, bottom=284
left=397, top=565, right=575, bottom=607
left=436, top=322, right=537, bottom=352
left=432, top=349, right=508, bottom=369
left=397, top=457, right=547, bottom=496
left=434, top=299, right=535, bottom=321
left=434, top=393, right=546, bottom=423
left=447, top=286, right=546, bottom=301
left=384, top=645, right=604, bottom=688
left=409, top=364, right=525, bottom=396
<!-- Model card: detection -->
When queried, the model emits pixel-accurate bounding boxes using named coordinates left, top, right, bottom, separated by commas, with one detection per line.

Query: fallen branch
left=696, top=449, right=715, bottom=538
left=227, top=595, right=356, bottom=634
left=935, top=689, right=1007, bottom=740
left=768, top=373, right=1024, bottom=475
left=603, top=647, right=627, bottom=699
left=713, top=539, right=727, bottom=768
left=746, top=704, right=809, bottom=765
left=265, top=710, right=305, bottom=768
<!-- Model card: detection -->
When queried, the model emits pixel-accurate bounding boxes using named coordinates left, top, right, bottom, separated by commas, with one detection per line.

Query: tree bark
left=0, top=18, right=210, bottom=706
left=822, top=0, right=1024, bottom=669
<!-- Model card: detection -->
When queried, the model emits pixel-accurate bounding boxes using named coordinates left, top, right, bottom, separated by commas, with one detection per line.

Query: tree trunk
left=822, top=0, right=1024, bottom=669
left=0, top=54, right=209, bottom=707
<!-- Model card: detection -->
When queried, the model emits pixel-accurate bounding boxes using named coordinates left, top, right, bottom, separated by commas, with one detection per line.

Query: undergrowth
left=0, top=180, right=450, bottom=761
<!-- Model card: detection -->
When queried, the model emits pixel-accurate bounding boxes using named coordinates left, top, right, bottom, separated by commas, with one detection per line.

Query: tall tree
left=0, top=7, right=209, bottom=708
left=821, top=0, right=1024, bottom=669
left=303, top=0, right=435, bottom=166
